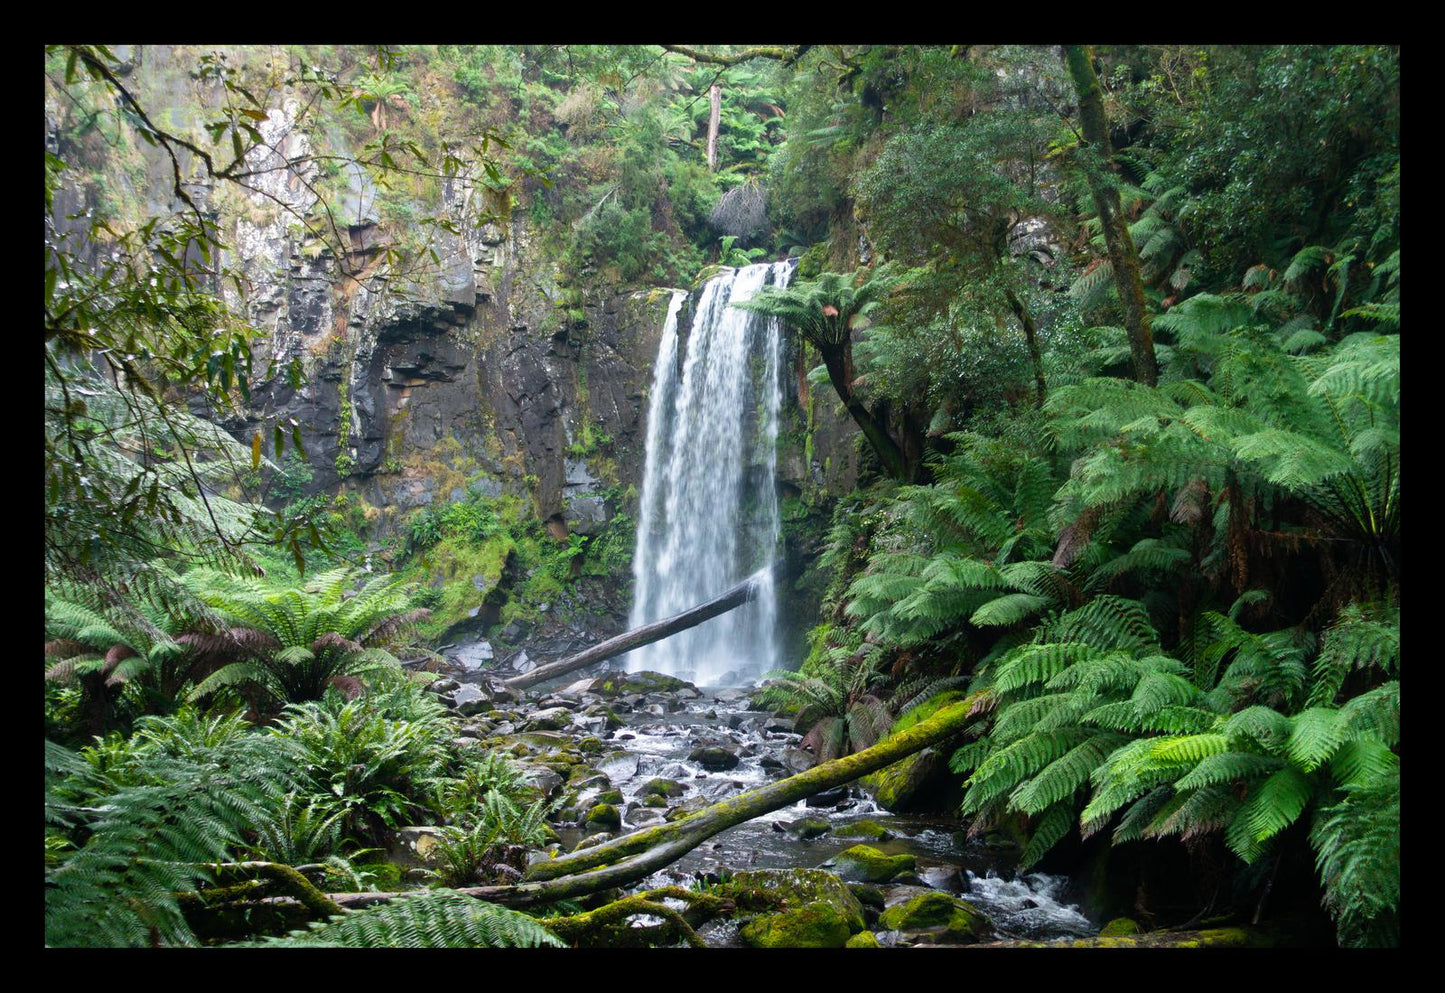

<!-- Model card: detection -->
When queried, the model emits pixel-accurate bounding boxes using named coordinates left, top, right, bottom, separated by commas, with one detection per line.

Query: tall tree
left=734, top=267, right=923, bottom=481
left=1063, top=45, right=1159, bottom=386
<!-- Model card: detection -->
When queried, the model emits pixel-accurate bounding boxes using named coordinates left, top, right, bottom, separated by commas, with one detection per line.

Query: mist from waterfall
left=627, top=261, right=795, bottom=686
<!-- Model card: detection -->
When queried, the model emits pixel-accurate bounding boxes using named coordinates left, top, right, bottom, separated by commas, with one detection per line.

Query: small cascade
left=628, top=261, right=795, bottom=686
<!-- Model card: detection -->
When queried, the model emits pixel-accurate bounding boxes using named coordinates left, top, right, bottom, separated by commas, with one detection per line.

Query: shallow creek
left=495, top=675, right=1098, bottom=945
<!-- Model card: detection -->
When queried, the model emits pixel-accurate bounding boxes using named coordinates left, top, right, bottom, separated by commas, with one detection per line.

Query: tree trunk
left=504, top=566, right=774, bottom=691
left=1063, top=45, right=1158, bottom=388
left=319, top=692, right=984, bottom=910
left=706, top=84, right=721, bottom=171
left=1005, top=286, right=1047, bottom=408
left=818, top=342, right=911, bottom=481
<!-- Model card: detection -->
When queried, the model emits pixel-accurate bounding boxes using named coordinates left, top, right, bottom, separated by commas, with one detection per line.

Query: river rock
left=454, top=639, right=494, bottom=671
left=831, top=845, right=917, bottom=883
left=728, top=869, right=866, bottom=949
left=835, top=819, right=894, bottom=842
left=787, top=815, right=832, bottom=840
left=782, top=748, right=815, bottom=774
left=876, top=891, right=992, bottom=945
left=639, top=777, right=687, bottom=798
left=450, top=684, right=491, bottom=715
left=583, top=803, right=621, bottom=830
left=688, top=745, right=740, bottom=770
left=597, top=752, right=640, bottom=782
left=523, top=707, right=574, bottom=731
left=805, top=786, right=851, bottom=809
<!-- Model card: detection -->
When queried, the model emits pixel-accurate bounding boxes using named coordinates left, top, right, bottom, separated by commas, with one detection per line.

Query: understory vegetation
left=46, top=44, right=1397, bottom=948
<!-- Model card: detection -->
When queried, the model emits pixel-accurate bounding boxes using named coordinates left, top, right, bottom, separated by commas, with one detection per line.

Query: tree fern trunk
left=1064, top=45, right=1159, bottom=388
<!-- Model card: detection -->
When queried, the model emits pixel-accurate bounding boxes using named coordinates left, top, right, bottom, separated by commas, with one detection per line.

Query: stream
left=440, top=661, right=1098, bottom=946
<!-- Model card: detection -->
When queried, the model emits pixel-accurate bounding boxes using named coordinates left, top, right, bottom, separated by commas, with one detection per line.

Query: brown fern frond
left=363, top=608, right=431, bottom=645
left=312, top=632, right=363, bottom=655
left=45, top=639, right=89, bottom=658
left=1170, top=479, right=1210, bottom=524
left=1054, top=505, right=1104, bottom=568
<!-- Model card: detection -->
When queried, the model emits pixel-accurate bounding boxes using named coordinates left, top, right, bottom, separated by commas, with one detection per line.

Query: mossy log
left=504, top=565, right=774, bottom=690
left=975, top=927, right=1274, bottom=948
left=323, top=691, right=984, bottom=911
left=543, top=886, right=733, bottom=948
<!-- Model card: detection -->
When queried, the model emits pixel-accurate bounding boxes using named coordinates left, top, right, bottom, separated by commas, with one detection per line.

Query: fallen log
left=503, top=565, right=775, bottom=691
left=320, top=690, right=986, bottom=911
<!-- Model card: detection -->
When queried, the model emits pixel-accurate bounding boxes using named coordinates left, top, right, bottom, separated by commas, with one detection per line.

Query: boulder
left=688, top=745, right=740, bottom=771
left=787, top=815, right=832, bottom=840
left=877, top=891, right=992, bottom=945
left=727, top=869, right=866, bottom=949
left=861, top=747, right=950, bottom=812
left=639, top=777, right=687, bottom=799
left=832, top=845, right=916, bottom=884
left=834, top=819, right=894, bottom=842
left=583, top=803, right=621, bottom=830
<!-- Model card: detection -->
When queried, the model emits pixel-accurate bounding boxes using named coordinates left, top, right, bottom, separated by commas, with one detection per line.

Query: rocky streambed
left=416, top=661, right=1098, bottom=947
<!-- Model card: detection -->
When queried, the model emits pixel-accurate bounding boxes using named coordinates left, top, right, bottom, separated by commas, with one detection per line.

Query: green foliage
left=182, top=566, right=428, bottom=711
left=273, top=890, right=563, bottom=947
left=45, top=712, right=299, bottom=946
left=270, top=690, right=453, bottom=845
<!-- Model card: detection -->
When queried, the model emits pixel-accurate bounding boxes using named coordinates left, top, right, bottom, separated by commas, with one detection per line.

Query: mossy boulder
left=583, top=803, right=621, bottom=830
left=877, top=891, right=992, bottom=944
left=833, top=845, right=916, bottom=883
left=1099, top=917, right=1141, bottom=936
left=639, top=777, right=687, bottom=798
left=788, top=815, right=832, bottom=840
left=588, top=670, right=691, bottom=697
left=844, top=930, right=882, bottom=948
left=727, top=869, right=866, bottom=949
left=835, top=819, right=894, bottom=841
left=860, top=747, right=949, bottom=813
left=595, top=789, right=625, bottom=805
left=640, top=793, right=668, bottom=808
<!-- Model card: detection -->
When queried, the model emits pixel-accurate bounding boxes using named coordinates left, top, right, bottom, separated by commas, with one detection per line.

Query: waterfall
left=628, top=260, right=795, bottom=686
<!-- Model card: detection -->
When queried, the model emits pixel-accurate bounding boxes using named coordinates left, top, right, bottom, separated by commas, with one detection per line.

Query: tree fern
left=272, top=890, right=563, bottom=948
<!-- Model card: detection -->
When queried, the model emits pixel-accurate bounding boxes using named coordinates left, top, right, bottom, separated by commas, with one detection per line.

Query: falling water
left=628, top=261, right=795, bottom=686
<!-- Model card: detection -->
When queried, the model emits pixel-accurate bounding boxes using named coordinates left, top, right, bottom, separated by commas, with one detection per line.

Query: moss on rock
left=835, top=819, right=894, bottom=841
left=584, top=803, right=621, bottom=830
left=1099, top=917, right=1141, bottom=936
left=877, top=891, right=991, bottom=944
left=833, top=845, right=916, bottom=883
left=844, top=930, right=882, bottom=948
left=727, top=868, right=866, bottom=949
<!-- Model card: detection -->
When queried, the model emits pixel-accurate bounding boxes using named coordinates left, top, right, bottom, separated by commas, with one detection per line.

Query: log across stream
left=313, top=678, right=1099, bottom=943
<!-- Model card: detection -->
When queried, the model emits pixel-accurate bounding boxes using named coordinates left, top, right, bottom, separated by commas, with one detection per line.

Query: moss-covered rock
left=1099, top=917, right=1141, bottom=936
left=583, top=803, right=621, bottom=830
left=844, top=930, right=882, bottom=948
left=877, top=891, right=991, bottom=944
left=577, top=736, right=603, bottom=754
left=588, top=670, right=692, bottom=697
left=727, top=869, right=866, bottom=949
left=788, top=815, right=832, bottom=840
left=860, top=747, right=948, bottom=813
left=595, top=789, right=624, bottom=805
left=639, top=777, right=687, bottom=798
left=835, top=819, right=894, bottom=841
left=640, top=793, right=668, bottom=808
left=833, top=845, right=916, bottom=883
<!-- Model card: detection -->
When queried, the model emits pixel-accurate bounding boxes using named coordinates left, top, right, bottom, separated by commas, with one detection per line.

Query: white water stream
left=627, top=261, right=795, bottom=686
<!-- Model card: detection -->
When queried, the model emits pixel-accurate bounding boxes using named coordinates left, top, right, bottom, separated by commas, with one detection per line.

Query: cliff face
left=48, top=63, right=860, bottom=652
left=205, top=98, right=858, bottom=556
